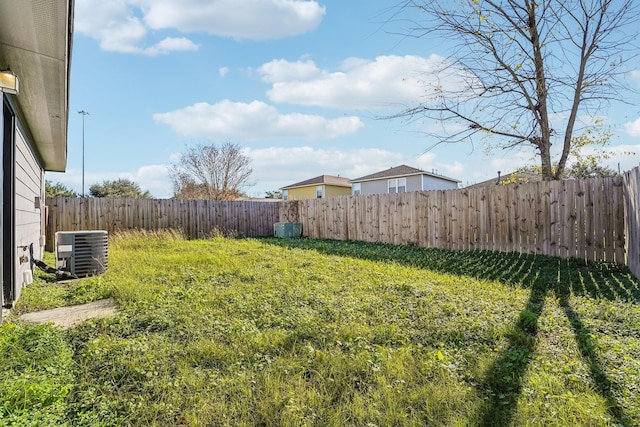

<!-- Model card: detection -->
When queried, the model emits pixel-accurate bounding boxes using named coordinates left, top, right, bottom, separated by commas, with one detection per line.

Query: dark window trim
left=2, top=96, right=16, bottom=306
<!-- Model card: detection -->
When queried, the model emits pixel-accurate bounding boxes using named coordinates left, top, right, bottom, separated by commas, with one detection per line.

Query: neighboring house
left=350, top=165, right=460, bottom=195
left=1, top=1, right=73, bottom=308
left=280, top=175, right=352, bottom=200
left=465, top=170, right=543, bottom=188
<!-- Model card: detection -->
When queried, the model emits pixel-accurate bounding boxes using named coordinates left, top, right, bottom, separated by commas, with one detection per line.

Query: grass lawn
left=2, top=231, right=640, bottom=426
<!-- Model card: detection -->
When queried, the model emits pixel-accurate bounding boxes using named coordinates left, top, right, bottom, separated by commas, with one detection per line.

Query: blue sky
left=48, top=0, right=640, bottom=198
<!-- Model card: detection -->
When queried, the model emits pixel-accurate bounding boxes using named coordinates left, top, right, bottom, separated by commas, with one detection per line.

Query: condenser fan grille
left=55, top=231, right=108, bottom=277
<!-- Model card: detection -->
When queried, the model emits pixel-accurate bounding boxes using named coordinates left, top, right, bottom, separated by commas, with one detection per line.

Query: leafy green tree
left=500, top=128, right=626, bottom=184
left=393, top=0, right=638, bottom=180
left=45, top=180, right=77, bottom=197
left=566, top=161, right=618, bottom=180
left=89, top=179, right=152, bottom=198
left=500, top=161, right=617, bottom=185
left=265, top=190, right=282, bottom=199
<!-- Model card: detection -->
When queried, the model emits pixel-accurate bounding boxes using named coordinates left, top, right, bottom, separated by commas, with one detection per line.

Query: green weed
left=0, top=322, right=75, bottom=426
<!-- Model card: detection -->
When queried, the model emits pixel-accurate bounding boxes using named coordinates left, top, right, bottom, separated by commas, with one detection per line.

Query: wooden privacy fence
left=46, top=170, right=638, bottom=269
left=624, top=167, right=640, bottom=278
left=45, top=198, right=280, bottom=251
left=281, top=177, right=627, bottom=264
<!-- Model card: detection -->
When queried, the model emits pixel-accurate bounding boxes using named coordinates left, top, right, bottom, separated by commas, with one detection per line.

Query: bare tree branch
left=388, top=0, right=639, bottom=180
left=169, top=141, right=253, bottom=200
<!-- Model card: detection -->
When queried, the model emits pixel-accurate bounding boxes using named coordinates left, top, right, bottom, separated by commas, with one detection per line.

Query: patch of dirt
left=19, top=298, right=118, bottom=328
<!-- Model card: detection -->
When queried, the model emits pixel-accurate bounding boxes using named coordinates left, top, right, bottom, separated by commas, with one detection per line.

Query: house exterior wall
left=286, top=185, right=351, bottom=200
left=360, top=180, right=389, bottom=195
left=406, top=175, right=422, bottom=192
left=422, top=175, right=459, bottom=190
left=324, top=186, right=351, bottom=198
left=287, top=186, right=317, bottom=200
left=357, top=174, right=459, bottom=195
left=13, top=122, right=44, bottom=302
left=359, top=175, right=421, bottom=194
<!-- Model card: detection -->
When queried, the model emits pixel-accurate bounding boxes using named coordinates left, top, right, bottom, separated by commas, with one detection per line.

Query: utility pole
left=78, top=110, right=89, bottom=197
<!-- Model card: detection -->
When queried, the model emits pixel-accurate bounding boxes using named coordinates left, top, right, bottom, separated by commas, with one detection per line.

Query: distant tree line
left=45, top=178, right=152, bottom=199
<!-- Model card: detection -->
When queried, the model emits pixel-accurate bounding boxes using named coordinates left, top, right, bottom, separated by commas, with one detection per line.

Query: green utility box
left=274, top=222, right=302, bottom=238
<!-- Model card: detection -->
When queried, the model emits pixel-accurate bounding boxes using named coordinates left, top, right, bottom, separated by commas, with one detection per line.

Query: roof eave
left=352, top=172, right=461, bottom=184
left=0, top=0, right=73, bottom=172
left=281, top=183, right=352, bottom=191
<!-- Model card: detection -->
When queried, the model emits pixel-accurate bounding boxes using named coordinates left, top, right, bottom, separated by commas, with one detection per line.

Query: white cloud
left=153, top=100, right=364, bottom=140
left=143, top=37, right=199, bottom=55
left=413, top=152, right=464, bottom=178
left=141, top=0, right=326, bottom=40
left=257, top=59, right=324, bottom=83
left=75, top=0, right=146, bottom=53
left=258, top=54, right=462, bottom=109
left=75, top=0, right=199, bottom=55
left=219, top=67, right=230, bottom=77
left=75, top=0, right=324, bottom=54
left=625, top=117, right=640, bottom=137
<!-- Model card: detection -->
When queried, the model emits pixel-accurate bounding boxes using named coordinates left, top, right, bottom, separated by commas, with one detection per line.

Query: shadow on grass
left=479, top=283, right=549, bottom=425
left=260, top=238, right=640, bottom=425
left=259, top=238, right=640, bottom=303
left=555, top=286, right=631, bottom=425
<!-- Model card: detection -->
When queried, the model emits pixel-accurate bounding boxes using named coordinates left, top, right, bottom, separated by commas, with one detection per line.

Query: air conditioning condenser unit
left=55, top=231, right=108, bottom=277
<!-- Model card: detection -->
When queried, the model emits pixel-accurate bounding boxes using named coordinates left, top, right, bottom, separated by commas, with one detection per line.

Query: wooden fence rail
left=46, top=170, right=638, bottom=274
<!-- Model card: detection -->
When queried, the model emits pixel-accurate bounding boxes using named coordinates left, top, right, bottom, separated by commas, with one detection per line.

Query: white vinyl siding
left=14, top=125, right=44, bottom=301
left=422, top=175, right=459, bottom=190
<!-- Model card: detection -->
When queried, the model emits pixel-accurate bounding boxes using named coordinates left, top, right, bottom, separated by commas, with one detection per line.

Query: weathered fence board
left=624, top=167, right=640, bottom=278
left=46, top=170, right=639, bottom=276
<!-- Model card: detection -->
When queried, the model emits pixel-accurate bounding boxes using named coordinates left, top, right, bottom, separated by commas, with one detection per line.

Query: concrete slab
left=19, top=298, right=117, bottom=328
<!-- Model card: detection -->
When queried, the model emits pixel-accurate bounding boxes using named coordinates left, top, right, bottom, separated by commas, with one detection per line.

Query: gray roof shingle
left=281, top=175, right=352, bottom=190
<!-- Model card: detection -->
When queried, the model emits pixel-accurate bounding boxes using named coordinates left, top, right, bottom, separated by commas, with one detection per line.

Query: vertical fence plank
left=549, top=181, right=560, bottom=258
left=613, top=176, right=626, bottom=264
left=519, top=183, right=533, bottom=254
left=564, top=180, right=577, bottom=259
left=624, top=167, right=640, bottom=278
left=593, top=179, right=605, bottom=261
left=477, top=187, right=488, bottom=251
left=433, top=190, right=449, bottom=249
left=602, top=178, right=616, bottom=262
left=574, top=180, right=586, bottom=260
left=583, top=180, right=595, bottom=262
left=494, top=185, right=506, bottom=253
